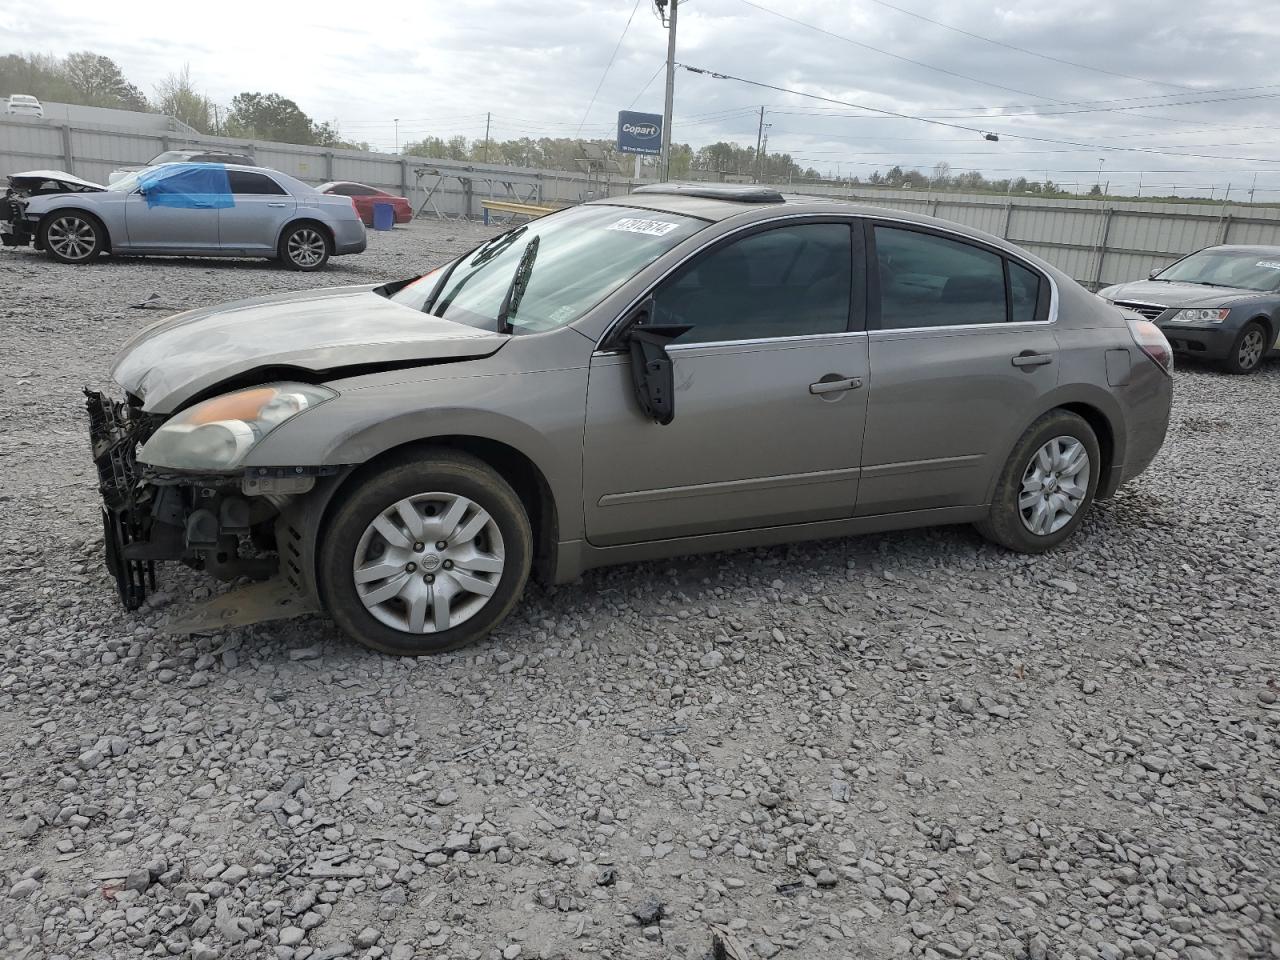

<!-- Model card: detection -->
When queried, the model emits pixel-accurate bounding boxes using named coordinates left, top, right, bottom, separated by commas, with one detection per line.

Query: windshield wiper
left=495, top=236, right=540, bottom=335
left=424, top=226, right=529, bottom=316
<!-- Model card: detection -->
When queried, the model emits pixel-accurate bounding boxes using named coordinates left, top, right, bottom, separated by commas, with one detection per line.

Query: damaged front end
left=2, top=170, right=104, bottom=248
left=84, top=388, right=330, bottom=613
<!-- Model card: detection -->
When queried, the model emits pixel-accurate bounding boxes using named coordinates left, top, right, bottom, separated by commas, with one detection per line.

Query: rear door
left=582, top=219, right=870, bottom=546
left=857, top=222, right=1059, bottom=516
left=218, top=170, right=295, bottom=253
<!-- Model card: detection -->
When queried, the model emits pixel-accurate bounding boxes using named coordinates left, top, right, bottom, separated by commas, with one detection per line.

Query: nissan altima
left=84, top=184, right=1173, bottom=655
left=1099, top=244, right=1280, bottom=374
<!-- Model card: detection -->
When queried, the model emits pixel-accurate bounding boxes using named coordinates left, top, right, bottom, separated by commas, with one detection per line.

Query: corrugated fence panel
left=13, top=116, right=1280, bottom=289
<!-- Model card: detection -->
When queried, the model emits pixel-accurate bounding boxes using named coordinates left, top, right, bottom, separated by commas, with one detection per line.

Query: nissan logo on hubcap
left=421, top=555, right=442, bottom=572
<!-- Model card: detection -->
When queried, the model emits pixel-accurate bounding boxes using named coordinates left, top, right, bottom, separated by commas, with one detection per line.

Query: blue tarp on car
left=136, top=163, right=234, bottom=209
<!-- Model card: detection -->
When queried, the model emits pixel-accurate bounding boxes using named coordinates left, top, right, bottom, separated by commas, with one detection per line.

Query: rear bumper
left=332, top=220, right=367, bottom=255
left=1156, top=322, right=1235, bottom=360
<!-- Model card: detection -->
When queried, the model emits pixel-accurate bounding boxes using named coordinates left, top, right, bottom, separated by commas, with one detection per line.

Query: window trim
left=599, top=214, right=866, bottom=352
left=227, top=170, right=288, bottom=196
left=866, top=219, right=1056, bottom=333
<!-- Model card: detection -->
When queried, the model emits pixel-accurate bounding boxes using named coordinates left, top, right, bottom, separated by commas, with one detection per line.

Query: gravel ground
left=1, top=222, right=1277, bottom=960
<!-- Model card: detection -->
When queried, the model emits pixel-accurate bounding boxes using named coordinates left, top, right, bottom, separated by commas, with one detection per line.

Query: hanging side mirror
left=623, top=299, right=690, bottom=425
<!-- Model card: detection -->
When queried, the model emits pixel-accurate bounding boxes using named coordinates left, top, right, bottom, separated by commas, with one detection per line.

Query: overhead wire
left=577, top=0, right=645, bottom=136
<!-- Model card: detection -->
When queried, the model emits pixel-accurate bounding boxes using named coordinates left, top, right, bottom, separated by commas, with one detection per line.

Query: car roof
left=1201, top=244, right=1280, bottom=255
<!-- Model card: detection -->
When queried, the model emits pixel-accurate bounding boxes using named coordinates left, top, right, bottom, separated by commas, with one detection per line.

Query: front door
left=123, top=167, right=222, bottom=251
left=583, top=220, right=870, bottom=547
left=857, top=223, right=1060, bottom=516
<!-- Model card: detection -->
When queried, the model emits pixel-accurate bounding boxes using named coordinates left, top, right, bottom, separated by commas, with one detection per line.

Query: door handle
left=1011, top=352, right=1053, bottom=369
left=809, top=376, right=863, bottom=395
left=267, top=202, right=288, bottom=208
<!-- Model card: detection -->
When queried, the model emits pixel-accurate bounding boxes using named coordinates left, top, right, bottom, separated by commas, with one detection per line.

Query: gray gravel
left=2, top=222, right=1278, bottom=960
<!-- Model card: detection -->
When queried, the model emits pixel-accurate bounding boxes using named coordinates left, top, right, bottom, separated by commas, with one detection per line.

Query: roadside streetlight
left=394, top=118, right=400, bottom=153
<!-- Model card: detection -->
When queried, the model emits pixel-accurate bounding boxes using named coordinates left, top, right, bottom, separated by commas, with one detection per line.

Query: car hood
left=1098, top=279, right=1267, bottom=309
left=8, top=169, right=106, bottom=193
left=112, top=286, right=510, bottom=413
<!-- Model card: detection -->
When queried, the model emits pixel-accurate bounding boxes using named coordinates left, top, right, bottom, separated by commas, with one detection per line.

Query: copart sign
left=617, top=111, right=663, bottom=156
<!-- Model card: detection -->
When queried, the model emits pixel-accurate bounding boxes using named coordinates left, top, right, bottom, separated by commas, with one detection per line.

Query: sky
left=7, top=0, right=1280, bottom=198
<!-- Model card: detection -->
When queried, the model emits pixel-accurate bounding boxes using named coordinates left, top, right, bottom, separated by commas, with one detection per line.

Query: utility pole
left=483, top=112, right=491, bottom=163
left=394, top=118, right=400, bottom=153
left=658, top=0, right=678, bottom=181
left=1250, top=171, right=1258, bottom=204
left=754, top=106, right=765, bottom=183
left=760, top=125, right=770, bottom=182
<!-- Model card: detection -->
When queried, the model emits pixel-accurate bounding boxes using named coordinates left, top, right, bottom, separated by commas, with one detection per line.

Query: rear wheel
left=317, top=451, right=532, bottom=656
left=280, top=222, right=330, bottom=271
left=40, top=212, right=104, bottom=264
left=976, top=410, right=1100, bottom=553
left=1222, top=320, right=1268, bottom=375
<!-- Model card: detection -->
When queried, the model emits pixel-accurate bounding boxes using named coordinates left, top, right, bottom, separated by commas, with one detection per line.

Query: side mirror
left=1148, top=268, right=1160, bottom=279
left=624, top=301, right=690, bottom=425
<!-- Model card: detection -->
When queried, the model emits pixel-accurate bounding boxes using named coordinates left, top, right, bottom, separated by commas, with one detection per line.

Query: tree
left=153, top=65, right=213, bottom=133
left=226, top=92, right=315, bottom=144
left=931, top=161, right=952, bottom=185
left=63, top=51, right=147, bottom=110
left=1088, top=183, right=1103, bottom=197
left=0, top=53, right=77, bottom=103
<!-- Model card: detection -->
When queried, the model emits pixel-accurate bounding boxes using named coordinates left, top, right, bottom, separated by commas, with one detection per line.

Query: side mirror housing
left=623, top=301, right=690, bottom=425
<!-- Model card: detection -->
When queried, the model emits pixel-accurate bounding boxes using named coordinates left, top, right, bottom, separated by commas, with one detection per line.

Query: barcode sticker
left=1256, top=260, right=1280, bottom=270
left=606, top=217, right=680, bottom=237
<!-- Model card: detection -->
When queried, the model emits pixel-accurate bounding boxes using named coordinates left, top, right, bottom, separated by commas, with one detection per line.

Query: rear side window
left=228, top=171, right=287, bottom=195
left=653, top=222, right=857, bottom=344
left=875, top=226, right=1006, bottom=328
left=347, top=184, right=379, bottom=196
left=1008, top=260, right=1042, bottom=324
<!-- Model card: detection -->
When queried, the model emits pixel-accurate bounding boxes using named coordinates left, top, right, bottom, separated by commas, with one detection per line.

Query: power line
left=733, top=0, right=1053, bottom=102
left=676, top=63, right=1280, bottom=164
left=577, top=0, right=645, bottom=136
left=628, top=61, right=666, bottom=110
left=864, top=0, right=1192, bottom=91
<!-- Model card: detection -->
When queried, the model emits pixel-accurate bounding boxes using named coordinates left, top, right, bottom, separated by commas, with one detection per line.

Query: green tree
left=226, top=92, right=315, bottom=144
left=153, top=65, right=213, bottom=133
left=0, top=53, right=77, bottom=103
left=63, top=51, right=147, bottom=110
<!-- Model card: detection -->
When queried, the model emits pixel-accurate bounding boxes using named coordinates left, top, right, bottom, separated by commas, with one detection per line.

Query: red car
left=316, top=181, right=413, bottom=226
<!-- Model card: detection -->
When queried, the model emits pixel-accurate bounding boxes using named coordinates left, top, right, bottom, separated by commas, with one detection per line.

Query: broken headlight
left=138, top=383, right=335, bottom=470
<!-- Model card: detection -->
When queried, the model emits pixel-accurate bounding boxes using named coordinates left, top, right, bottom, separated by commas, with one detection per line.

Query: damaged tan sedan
left=86, top=184, right=1172, bottom=655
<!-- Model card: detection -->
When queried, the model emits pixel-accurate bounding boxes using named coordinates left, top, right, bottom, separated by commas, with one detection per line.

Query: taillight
left=1126, top=317, right=1173, bottom=375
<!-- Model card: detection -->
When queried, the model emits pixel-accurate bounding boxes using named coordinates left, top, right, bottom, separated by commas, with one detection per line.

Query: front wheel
left=40, top=212, right=104, bottom=264
left=975, top=410, right=1100, bottom=553
left=1222, top=321, right=1268, bottom=375
left=280, top=223, right=330, bottom=271
left=317, top=451, right=532, bottom=656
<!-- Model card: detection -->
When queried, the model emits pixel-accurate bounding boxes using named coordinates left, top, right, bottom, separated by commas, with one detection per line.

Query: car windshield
left=1155, top=249, right=1280, bottom=293
left=389, top=204, right=704, bottom=333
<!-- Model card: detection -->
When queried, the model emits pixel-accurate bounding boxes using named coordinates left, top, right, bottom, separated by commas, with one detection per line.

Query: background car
left=317, top=180, right=413, bottom=226
left=85, top=184, right=1172, bottom=656
left=5, top=94, right=44, bottom=118
left=107, top=149, right=257, bottom=185
left=1099, top=244, right=1280, bottom=374
left=14, top=162, right=365, bottom=270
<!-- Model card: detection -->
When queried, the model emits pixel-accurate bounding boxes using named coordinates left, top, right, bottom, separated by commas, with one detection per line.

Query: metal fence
left=7, top=113, right=1280, bottom=289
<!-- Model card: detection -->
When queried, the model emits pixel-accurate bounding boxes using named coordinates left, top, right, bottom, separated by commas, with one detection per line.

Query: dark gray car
left=84, top=184, right=1174, bottom=655
left=1099, top=244, right=1280, bottom=374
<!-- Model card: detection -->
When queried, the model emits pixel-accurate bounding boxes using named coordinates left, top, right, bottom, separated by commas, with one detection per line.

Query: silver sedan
left=19, top=163, right=366, bottom=271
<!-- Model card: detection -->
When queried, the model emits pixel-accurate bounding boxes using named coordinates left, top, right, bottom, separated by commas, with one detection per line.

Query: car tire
left=975, top=409, right=1101, bottom=554
left=1221, top=320, right=1268, bottom=375
left=279, top=222, right=331, bottom=271
left=317, top=450, right=533, bottom=656
left=39, top=212, right=105, bottom=264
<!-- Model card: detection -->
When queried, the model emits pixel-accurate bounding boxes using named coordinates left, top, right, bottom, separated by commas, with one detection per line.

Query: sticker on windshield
left=1256, top=260, right=1280, bottom=270
left=606, top=217, right=680, bottom=237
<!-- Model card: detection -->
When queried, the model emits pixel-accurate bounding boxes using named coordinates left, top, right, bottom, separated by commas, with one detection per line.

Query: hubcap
left=47, top=216, right=95, bottom=260
left=353, top=492, right=504, bottom=634
left=287, top=228, right=326, bottom=266
left=1239, top=329, right=1264, bottom=369
left=1018, top=436, right=1091, bottom=536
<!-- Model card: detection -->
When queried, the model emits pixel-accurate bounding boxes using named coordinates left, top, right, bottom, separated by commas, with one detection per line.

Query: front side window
left=651, top=223, right=854, bottom=344
left=389, top=204, right=705, bottom=333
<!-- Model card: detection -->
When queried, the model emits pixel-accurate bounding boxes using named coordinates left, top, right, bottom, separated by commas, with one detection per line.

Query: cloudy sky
left=8, top=0, right=1280, bottom=197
